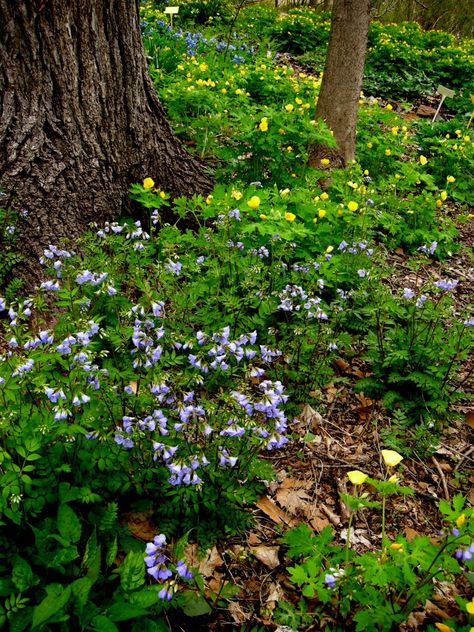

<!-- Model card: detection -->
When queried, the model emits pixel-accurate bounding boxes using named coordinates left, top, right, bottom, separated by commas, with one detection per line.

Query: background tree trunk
left=0, top=0, right=213, bottom=284
left=311, top=0, right=371, bottom=164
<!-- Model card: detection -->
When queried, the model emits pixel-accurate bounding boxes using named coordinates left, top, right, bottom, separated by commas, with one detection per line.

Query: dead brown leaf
left=251, top=545, right=280, bottom=569
left=276, top=478, right=312, bottom=515
left=185, top=544, right=224, bottom=577
left=256, top=496, right=298, bottom=527
left=465, top=411, right=474, bottom=429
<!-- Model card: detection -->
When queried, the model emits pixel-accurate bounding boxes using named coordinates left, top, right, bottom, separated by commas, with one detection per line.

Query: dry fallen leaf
left=276, top=478, right=312, bottom=515
left=185, top=544, right=224, bottom=577
left=228, top=601, right=251, bottom=624
left=465, top=411, right=474, bottom=429
left=340, top=528, right=372, bottom=548
left=256, top=496, right=298, bottom=527
left=295, top=403, right=324, bottom=429
left=251, top=545, right=280, bottom=569
left=122, top=510, right=157, bottom=541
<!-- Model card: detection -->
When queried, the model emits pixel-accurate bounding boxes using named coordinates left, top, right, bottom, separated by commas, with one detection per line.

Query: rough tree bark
left=311, top=0, right=371, bottom=164
left=0, top=0, right=213, bottom=283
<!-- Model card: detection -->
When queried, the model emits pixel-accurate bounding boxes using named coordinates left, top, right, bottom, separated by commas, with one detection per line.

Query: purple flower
left=433, top=278, right=459, bottom=292
left=325, top=574, right=336, bottom=589
left=165, top=259, right=182, bottom=275
left=403, top=288, right=415, bottom=299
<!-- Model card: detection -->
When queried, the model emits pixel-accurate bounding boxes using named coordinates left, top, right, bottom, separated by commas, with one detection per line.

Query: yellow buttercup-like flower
left=447, top=175, right=455, bottom=183
left=347, top=201, right=359, bottom=212
left=325, top=245, right=334, bottom=254
left=456, top=513, right=465, bottom=527
left=285, top=103, right=294, bottom=112
left=318, top=209, right=326, bottom=219
left=381, top=450, right=403, bottom=467
left=419, top=155, right=428, bottom=166
left=320, top=158, right=330, bottom=166
left=440, top=190, right=447, bottom=201
left=347, top=470, right=368, bottom=485
left=320, top=192, right=329, bottom=201
left=466, top=597, right=474, bottom=614
left=247, top=196, right=261, bottom=210
left=231, top=189, right=243, bottom=200
left=259, top=117, right=269, bottom=132
left=385, top=149, right=392, bottom=156
left=143, top=177, right=155, bottom=190
left=389, top=543, right=403, bottom=550
left=285, top=212, right=296, bottom=222
left=259, top=214, right=267, bottom=220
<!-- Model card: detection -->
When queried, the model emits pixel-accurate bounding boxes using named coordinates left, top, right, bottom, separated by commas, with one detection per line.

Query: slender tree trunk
left=311, top=0, right=371, bottom=164
left=0, top=0, right=213, bottom=284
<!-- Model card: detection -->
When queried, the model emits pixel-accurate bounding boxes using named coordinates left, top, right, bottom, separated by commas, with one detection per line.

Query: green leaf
left=32, top=584, right=71, bottom=629
left=91, top=615, right=120, bottom=632
left=128, top=587, right=161, bottom=608
left=107, top=602, right=150, bottom=622
left=118, top=551, right=145, bottom=592
left=12, top=556, right=35, bottom=592
left=71, top=577, right=92, bottom=610
left=57, top=504, right=82, bottom=543
left=177, top=592, right=212, bottom=617
left=106, top=536, right=118, bottom=567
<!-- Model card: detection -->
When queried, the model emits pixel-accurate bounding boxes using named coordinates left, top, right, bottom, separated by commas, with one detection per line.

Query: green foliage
left=277, top=489, right=474, bottom=631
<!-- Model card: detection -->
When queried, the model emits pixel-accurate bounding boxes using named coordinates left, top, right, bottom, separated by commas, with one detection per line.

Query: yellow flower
left=348, top=181, right=358, bottom=189
left=385, top=104, right=393, bottom=110
left=456, top=513, right=465, bottom=527
left=363, top=170, right=369, bottom=176
left=320, top=158, right=330, bottom=165
left=367, top=142, right=373, bottom=148
left=231, top=189, right=243, bottom=200
left=391, top=126, right=399, bottom=135
left=385, top=149, right=392, bottom=156
left=466, top=597, right=474, bottom=614
left=435, top=623, right=452, bottom=632
left=381, top=450, right=403, bottom=467
left=312, top=217, right=318, bottom=224
left=286, top=146, right=293, bottom=153
left=447, top=175, right=455, bottom=183
left=325, top=245, right=334, bottom=254
left=159, top=191, right=166, bottom=199
left=318, top=209, right=326, bottom=219
left=259, top=117, right=269, bottom=132
left=285, top=212, right=296, bottom=222
left=205, top=195, right=213, bottom=205
left=347, top=470, right=368, bottom=485
left=419, top=155, right=428, bottom=166
left=436, top=199, right=442, bottom=208
left=259, top=214, right=267, bottom=220
left=388, top=474, right=399, bottom=483
left=278, top=128, right=285, bottom=135
left=440, top=190, right=447, bottom=201
left=280, top=188, right=290, bottom=196
left=247, top=196, right=261, bottom=210
left=285, top=103, right=294, bottom=112
left=199, top=62, right=208, bottom=72
left=320, top=192, right=329, bottom=201
left=389, top=543, right=403, bottom=550
left=143, top=177, right=155, bottom=190
left=347, top=201, right=359, bottom=212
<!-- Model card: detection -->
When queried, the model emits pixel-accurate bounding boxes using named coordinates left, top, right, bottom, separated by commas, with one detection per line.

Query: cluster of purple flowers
left=277, top=284, right=328, bottom=320
left=338, top=240, right=374, bottom=256
left=144, top=534, right=193, bottom=601
left=454, top=542, right=474, bottom=562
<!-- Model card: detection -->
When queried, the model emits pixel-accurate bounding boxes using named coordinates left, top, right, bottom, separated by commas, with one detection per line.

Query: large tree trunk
left=0, top=0, right=213, bottom=284
left=311, top=0, right=371, bottom=164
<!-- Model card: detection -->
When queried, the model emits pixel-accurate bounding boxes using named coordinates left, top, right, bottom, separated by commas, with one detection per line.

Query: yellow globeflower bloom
left=347, top=201, right=359, bottom=212
left=318, top=209, right=326, bottom=218
left=285, top=212, right=296, bottom=222
left=381, top=450, right=403, bottom=467
left=320, top=158, right=330, bottom=165
left=320, top=192, right=329, bottom=200
left=280, top=188, right=290, bottom=196
left=205, top=195, right=213, bottom=205
left=367, top=142, right=373, bottom=148
left=259, top=117, right=269, bottom=132
left=385, top=103, right=393, bottom=110
left=385, top=149, right=392, bottom=156
left=419, top=155, right=428, bottom=166
left=434, top=624, right=451, bottom=632
left=247, top=196, right=261, bottom=210
left=143, top=177, right=155, bottom=190
left=347, top=470, right=368, bottom=485
left=285, top=103, right=294, bottom=112
left=467, top=597, right=474, bottom=614
left=231, top=189, right=242, bottom=200
left=447, top=175, right=455, bottom=183
left=456, top=513, right=465, bottom=527
left=389, top=543, right=403, bottom=550
left=325, top=245, right=334, bottom=253
left=440, top=190, right=447, bottom=201
left=259, top=214, right=267, bottom=220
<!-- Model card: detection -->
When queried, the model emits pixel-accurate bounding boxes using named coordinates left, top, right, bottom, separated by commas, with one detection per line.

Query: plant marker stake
left=164, top=6, right=179, bottom=29
left=467, top=95, right=474, bottom=129
left=432, top=85, right=455, bottom=123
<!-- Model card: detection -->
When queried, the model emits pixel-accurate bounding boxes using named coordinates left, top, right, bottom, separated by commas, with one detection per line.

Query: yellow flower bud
left=440, top=190, right=447, bottom=201
left=318, top=209, right=326, bottom=218
left=434, top=623, right=451, bottom=632
left=419, top=155, right=428, bottom=166
left=259, top=214, right=267, bottom=220
left=389, top=543, right=403, bottom=550
left=325, top=245, right=334, bottom=253
left=285, top=212, right=296, bottom=222
left=456, top=513, right=465, bottom=527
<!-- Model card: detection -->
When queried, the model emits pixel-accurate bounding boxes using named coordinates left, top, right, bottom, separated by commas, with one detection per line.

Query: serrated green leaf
left=177, top=592, right=212, bottom=617
left=118, top=551, right=145, bottom=592
left=71, top=577, right=92, bottom=610
left=57, top=504, right=82, bottom=543
left=91, top=615, right=120, bottom=632
left=106, top=536, right=118, bottom=567
left=128, top=587, right=160, bottom=608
